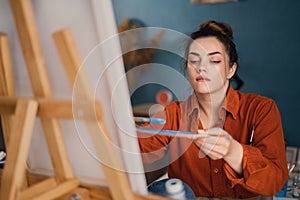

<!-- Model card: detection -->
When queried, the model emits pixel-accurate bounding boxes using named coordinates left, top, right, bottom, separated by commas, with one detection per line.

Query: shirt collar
left=186, top=86, right=239, bottom=120
left=222, top=86, right=239, bottom=120
left=187, top=91, right=200, bottom=117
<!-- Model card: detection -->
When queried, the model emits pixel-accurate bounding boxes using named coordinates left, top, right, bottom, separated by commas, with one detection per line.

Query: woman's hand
left=193, top=128, right=243, bottom=175
left=193, top=128, right=232, bottom=159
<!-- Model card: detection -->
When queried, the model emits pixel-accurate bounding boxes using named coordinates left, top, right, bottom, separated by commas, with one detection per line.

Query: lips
left=196, top=75, right=211, bottom=81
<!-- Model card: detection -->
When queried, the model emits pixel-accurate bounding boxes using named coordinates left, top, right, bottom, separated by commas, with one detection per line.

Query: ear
left=227, top=63, right=237, bottom=79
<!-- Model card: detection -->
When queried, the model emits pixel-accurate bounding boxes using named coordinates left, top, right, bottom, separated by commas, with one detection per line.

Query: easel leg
left=0, top=100, right=38, bottom=200
left=9, top=0, right=74, bottom=182
left=53, top=29, right=135, bottom=200
left=0, top=33, right=30, bottom=191
left=0, top=33, right=15, bottom=149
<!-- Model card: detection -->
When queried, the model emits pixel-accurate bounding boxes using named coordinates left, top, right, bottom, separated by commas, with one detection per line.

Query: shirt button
left=213, top=168, right=219, bottom=174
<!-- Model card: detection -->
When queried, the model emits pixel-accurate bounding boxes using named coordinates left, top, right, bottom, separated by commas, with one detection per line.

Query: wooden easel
left=0, top=0, right=167, bottom=199
left=1, top=0, right=81, bottom=198
left=52, top=28, right=138, bottom=199
left=0, top=33, right=15, bottom=149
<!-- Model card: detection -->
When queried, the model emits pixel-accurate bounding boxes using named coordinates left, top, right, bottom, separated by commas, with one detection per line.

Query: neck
left=194, top=85, right=229, bottom=128
left=195, top=85, right=228, bottom=110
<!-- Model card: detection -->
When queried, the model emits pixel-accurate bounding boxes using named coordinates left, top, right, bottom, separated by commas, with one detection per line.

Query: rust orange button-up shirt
left=138, top=87, right=289, bottom=198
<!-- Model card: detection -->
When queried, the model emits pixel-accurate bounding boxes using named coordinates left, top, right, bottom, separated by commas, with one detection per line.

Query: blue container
left=275, top=180, right=288, bottom=197
left=147, top=178, right=196, bottom=199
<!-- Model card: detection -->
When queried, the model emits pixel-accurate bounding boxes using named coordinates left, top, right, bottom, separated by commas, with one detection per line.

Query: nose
left=197, top=63, right=207, bottom=73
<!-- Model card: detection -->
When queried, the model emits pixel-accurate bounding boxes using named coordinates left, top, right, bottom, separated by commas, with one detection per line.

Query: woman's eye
left=189, top=60, right=201, bottom=67
left=189, top=60, right=200, bottom=64
left=210, top=60, right=221, bottom=64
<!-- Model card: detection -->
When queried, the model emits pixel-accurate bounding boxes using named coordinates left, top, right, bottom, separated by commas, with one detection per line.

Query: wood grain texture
left=0, top=33, right=15, bottom=147
left=9, top=0, right=74, bottom=182
left=0, top=100, right=38, bottom=200
left=0, top=170, right=169, bottom=200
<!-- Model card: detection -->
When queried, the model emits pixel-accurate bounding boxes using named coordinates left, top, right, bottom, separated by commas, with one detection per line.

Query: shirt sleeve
left=224, top=99, right=289, bottom=196
left=138, top=102, right=180, bottom=164
left=138, top=110, right=171, bottom=164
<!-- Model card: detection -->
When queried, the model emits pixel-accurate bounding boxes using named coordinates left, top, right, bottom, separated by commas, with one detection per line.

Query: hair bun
left=198, top=20, right=234, bottom=40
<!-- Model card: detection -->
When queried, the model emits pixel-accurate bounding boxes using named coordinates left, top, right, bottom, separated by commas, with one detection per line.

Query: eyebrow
left=188, top=51, right=222, bottom=57
left=208, top=51, right=222, bottom=56
left=188, top=52, right=200, bottom=56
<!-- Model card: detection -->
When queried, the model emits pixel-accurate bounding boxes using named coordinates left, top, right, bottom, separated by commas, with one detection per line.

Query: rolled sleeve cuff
left=242, top=144, right=267, bottom=176
left=224, top=162, right=245, bottom=188
left=224, top=144, right=267, bottom=188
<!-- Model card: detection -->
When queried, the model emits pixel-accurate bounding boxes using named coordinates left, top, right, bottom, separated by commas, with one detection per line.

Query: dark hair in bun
left=197, top=20, right=234, bottom=40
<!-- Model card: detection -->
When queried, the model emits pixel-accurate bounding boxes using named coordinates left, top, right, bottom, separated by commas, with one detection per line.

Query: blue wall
left=112, top=0, right=300, bottom=147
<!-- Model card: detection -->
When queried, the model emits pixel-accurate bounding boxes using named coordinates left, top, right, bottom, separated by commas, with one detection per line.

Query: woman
left=138, top=20, right=288, bottom=198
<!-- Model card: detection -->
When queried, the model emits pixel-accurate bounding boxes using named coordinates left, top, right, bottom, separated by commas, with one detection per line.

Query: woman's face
left=187, top=36, right=236, bottom=96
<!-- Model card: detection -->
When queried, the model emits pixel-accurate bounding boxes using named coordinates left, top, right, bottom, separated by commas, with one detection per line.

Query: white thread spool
left=165, top=178, right=186, bottom=199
